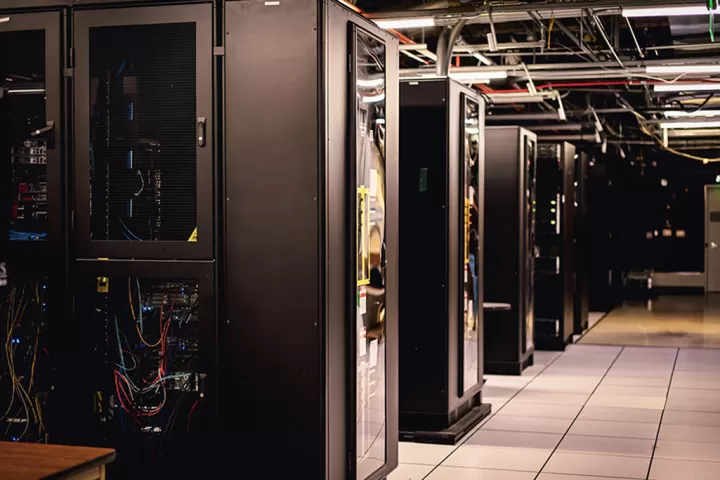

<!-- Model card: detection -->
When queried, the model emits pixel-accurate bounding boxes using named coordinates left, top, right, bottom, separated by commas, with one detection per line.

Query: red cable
left=187, top=400, right=199, bottom=434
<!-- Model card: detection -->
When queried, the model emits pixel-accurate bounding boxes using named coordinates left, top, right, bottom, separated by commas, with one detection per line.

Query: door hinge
left=213, top=46, right=225, bottom=57
left=64, top=48, right=74, bottom=77
left=71, top=210, right=76, bottom=230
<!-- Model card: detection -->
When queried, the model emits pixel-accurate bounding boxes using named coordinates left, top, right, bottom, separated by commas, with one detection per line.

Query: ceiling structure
left=348, top=0, right=720, bottom=162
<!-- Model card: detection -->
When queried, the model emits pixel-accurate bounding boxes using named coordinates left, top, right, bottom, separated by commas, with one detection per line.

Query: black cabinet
left=72, top=4, right=214, bottom=260
left=222, top=1, right=399, bottom=479
left=398, top=78, right=490, bottom=443
left=0, top=11, right=63, bottom=265
left=484, top=126, right=537, bottom=375
left=534, top=142, right=575, bottom=351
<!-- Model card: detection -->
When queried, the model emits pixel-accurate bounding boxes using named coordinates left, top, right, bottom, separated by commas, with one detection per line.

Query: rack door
left=71, top=259, right=215, bottom=477
left=73, top=4, right=213, bottom=260
left=0, top=12, right=62, bottom=258
left=459, top=94, right=481, bottom=395
left=349, top=23, right=389, bottom=480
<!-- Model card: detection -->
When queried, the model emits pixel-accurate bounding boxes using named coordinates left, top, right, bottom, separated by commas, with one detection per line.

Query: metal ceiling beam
left=365, top=0, right=704, bottom=23
left=554, top=20, right=600, bottom=62
left=589, top=10, right=624, bottom=68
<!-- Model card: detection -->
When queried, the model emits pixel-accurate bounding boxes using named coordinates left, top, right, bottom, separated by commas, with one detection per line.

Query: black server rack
left=574, top=151, right=590, bottom=334
left=222, top=1, right=399, bottom=479
left=66, top=2, right=218, bottom=477
left=484, top=126, right=537, bottom=375
left=398, top=78, right=490, bottom=444
left=0, top=10, right=64, bottom=267
left=0, top=8, right=66, bottom=445
left=534, top=142, right=575, bottom=351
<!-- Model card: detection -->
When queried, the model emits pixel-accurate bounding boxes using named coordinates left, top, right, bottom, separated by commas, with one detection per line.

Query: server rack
left=65, top=2, right=218, bottom=477
left=398, top=78, right=490, bottom=444
left=222, top=1, right=399, bottom=479
left=534, top=142, right=575, bottom=351
left=574, top=151, right=590, bottom=334
left=0, top=8, right=67, bottom=445
left=0, top=11, right=63, bottom=263
left=484, top=126, right=537, bottom=375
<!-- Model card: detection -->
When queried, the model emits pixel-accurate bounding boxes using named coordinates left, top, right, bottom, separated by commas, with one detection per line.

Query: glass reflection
left=461, top=97, right=480, bottom=393
left=525, top=138, right=537, bottom=352
left=354, top=29, right=387, bottom=479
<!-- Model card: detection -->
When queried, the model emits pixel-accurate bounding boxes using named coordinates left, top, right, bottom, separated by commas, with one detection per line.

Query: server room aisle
left=579, top=295, right=720, bottom=348
left=389, top=345, right=720, bottom=480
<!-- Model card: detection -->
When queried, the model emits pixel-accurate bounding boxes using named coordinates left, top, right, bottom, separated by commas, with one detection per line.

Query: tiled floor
left=580, top=296, right=720, bottom=348
left=390, top=344, right=720, bottom=480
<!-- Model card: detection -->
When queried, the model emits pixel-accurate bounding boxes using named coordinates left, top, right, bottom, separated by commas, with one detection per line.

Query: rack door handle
left=31, top=120, right=54, bottom=137
left=197, top=117, right=206, bottom=147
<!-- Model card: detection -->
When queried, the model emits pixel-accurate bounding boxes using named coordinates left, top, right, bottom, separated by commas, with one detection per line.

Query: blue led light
left=10, top=436, right=17, bottom=442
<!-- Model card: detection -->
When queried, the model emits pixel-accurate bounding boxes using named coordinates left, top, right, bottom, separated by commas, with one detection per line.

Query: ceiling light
left=356, top=78, right=385, bottom=88
left=374, top=17, right=435, bottom=29
left=664, top=110, right=720, bottom=118
left=448, top=70, right=508, bottom=82
left=660, top=120, right=720, bottom=129
left=647, top=65, right=720, bottom=74
left=0, top=17, right=9, bottom=23
left=622, top=6, right=718, bottom=18
left=361, top=92, right=385, bottom=103
left=654, top=83, right=720, bottom=92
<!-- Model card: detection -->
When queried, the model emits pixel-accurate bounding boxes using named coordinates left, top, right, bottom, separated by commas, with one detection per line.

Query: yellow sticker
left=97, top=277, right=109, bottom=293
left=188, top=228, right=198, bottom=242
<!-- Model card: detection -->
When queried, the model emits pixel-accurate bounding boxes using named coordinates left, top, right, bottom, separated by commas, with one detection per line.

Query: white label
left=370, top=169, right=378, bottom=197
left=369, top=340, right=378, bottom=368
left=359, top=287, right=367, bottom=315
left=464, top=265, right=468, bottom=283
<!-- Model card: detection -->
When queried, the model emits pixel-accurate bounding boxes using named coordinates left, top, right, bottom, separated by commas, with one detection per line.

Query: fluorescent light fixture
left=7, top=88, right=45, bottom=95
left=660, top=120, right=720, bottom=129
left=0, top=17, right=10, bottom=23
left=448, top=70, right=507, bottom=82
left=647, top=65, right=720, bottom=74
left=361, top=92, right=385, bottom=103
left=623, top=6, right=718, bottom=18
left=654, top=83, right=720, bottom=92
left=356, top=78, right=385, bottom=88
left=374, top=17, right=434, bottom=29
left=664, top=110, right=720, bottom=118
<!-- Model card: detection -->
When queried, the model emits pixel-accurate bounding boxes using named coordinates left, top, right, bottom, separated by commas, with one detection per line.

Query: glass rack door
left=351, top=25, right=387, bottom=480
left=460, top=95, right=481, bottom=395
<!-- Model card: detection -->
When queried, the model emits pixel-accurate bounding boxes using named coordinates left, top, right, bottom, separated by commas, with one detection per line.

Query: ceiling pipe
left=526, top=124, right=591, bottom=131
left=436, top=19, right=468, bottom=76
left=487, top=112, right=563, bottom=120
left=536, top=133, right=602, bottom=142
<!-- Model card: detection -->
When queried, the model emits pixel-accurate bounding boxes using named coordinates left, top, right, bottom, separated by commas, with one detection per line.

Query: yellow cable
left=547, top=14, right=555, bottom=49
left=28, top=325, right=40, bottom=393
left=128, top=278, right=136, bottom=321
left=35, top=396, right=45, bottom=435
